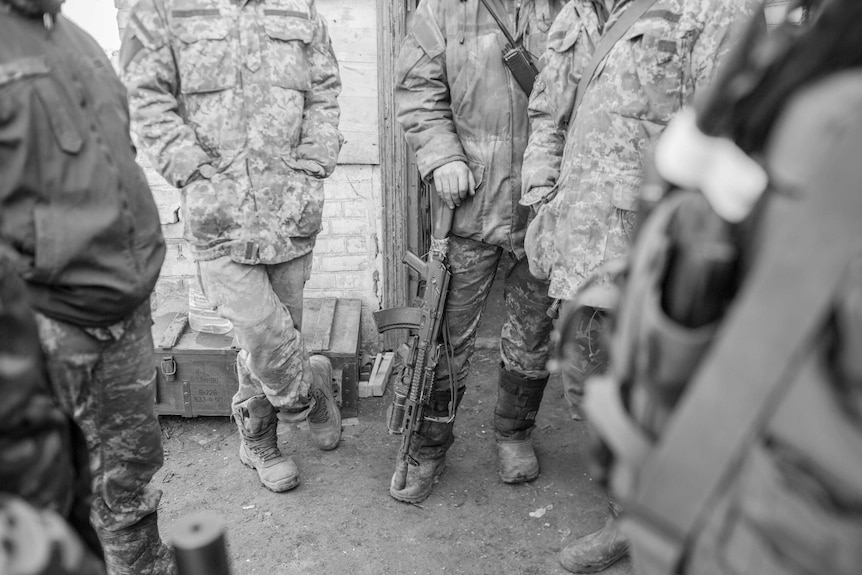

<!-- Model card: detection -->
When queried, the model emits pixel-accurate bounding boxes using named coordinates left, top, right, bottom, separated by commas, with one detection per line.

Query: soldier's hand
left=433, top=161, right=476, bottom=209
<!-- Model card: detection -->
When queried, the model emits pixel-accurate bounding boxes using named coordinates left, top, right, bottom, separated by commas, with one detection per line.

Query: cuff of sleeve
left=166, top=147, right=213, bottom=188
left=417, top=154, right=469, bottom=182
left=520, top=185, right=557, bottom=207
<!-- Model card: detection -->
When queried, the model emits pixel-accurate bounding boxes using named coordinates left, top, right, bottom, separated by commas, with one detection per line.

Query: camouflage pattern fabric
left=121, top=0, right=343, bottom=265
left=34, top=301, right=174, bottom=575
left=195, top=254, right=315, bottom=411
left=396, top=0, right=568, bottom=256
left=0, top=252, right=106, bottom=575
left=522, top=0, right=757, bottom=300
left=434, top=236, right=555, bottom=388
left=558, top=305, right=609, bottom=420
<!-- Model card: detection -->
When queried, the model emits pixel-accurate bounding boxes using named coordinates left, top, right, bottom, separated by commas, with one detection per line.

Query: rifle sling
left=573, top=0, right=660, bottom=115
left=625, top=111, right=862, bottom=574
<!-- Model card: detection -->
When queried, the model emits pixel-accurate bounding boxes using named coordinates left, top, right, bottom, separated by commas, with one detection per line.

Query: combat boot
left=98, top=511, right=177, bottom=575
left=306, top=355, right=342, bottom=450
left=559, top=501, right=628, bottom=573
left=234, top=396, right=300, bottom=492
left=494, top=367, right=548, bottom=484
left=389, top=387, right=463, bottom=504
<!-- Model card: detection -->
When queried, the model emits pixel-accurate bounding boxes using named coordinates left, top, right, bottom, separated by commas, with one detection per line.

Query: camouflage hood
left=0, top=0, right=64, bottom=17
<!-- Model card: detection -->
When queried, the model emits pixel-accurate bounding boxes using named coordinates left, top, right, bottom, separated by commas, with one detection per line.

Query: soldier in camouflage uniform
left=0, top=2, right=175, bottom=574
left=0, top=250, right=106, bottom=575
left=121, top=0, right=344, bottom=494
left=521, top=0, right=757, bottom=572
left=394, top=0, right=568, bottom=504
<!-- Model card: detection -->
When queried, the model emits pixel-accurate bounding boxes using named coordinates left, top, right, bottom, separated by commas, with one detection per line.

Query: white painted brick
left=326, top=219, right=366, bottom=236
left=313, top=237, right=346, bottom=255
left=341, top=199, right=366, bottom=218
left=316, top=255, right=367, bottom=273
left=322, top=200, right=343, bottom=218
left=345, top=236, right=367, bottom=253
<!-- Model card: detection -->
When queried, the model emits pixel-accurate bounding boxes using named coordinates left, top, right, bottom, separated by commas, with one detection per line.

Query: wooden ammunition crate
left=151, top=297, right=361, bottom=418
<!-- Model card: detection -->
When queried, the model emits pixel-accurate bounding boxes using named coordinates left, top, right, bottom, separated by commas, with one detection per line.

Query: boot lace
left=308, top=388, right=330, bottom=424
left=245, top=432, right=282, bottom=462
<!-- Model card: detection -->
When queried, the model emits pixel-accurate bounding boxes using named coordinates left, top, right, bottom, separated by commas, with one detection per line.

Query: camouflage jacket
left=396, top=0, right=567, bottom=256
left=122, top=0, right=343, bottom=264
left=0, top=10, right=165, bottom=327
left=522, top=0, right=756, bottom=299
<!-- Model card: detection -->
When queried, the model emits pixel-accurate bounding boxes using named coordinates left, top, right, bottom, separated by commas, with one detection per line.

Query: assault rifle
left=373, top=195, right=455, bottom=483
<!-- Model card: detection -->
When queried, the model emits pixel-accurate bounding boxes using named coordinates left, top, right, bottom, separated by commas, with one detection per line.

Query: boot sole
left=389, top=462, right=447, bottom=504
left=559, top=546, right=628, bottom=574
left=499, top=469, right=540, bottom=484
left=239, top=450, right=300, bottom=493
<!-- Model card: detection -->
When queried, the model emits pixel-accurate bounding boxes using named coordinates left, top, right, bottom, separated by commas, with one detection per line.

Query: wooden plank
left=312, top=297, right=337, bottom=352
left=157, top=312, right=189, bottom=350
left=369, top=351, right=395, bottom=397
left=327, top=299, right=362, bottom=356
left=378, top=0, right=413, bottom=349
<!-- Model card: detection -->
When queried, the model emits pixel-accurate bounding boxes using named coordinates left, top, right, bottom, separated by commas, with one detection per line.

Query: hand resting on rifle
left=433, top=160, right=476, bottom=209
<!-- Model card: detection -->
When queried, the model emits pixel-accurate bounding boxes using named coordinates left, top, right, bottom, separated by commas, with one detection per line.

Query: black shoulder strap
left=478, top=0, right=520, bottom=47
left=573, top=0, right=660, bottom=113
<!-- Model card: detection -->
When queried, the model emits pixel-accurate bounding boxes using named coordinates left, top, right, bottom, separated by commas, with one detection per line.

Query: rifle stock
left=375, top=192, right=455, bottom=487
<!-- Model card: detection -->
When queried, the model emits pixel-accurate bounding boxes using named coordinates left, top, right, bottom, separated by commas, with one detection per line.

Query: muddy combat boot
left=390, top=388, right=463, bottom=504
left=560, top=501, right=628, bottom=573
left=494, top=367, right=548, bottom=484
left=307, top=355, right=342, bottom=450
left=235, top=396, right=300, bottom=492
left=98, top=511, right=177, bottom=575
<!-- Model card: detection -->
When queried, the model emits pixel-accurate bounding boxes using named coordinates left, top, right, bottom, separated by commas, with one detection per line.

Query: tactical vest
left=579, top=73, right=862, bottom=575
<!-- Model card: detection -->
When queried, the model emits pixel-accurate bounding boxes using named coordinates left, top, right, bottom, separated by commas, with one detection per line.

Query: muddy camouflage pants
left=34, top=301, right=166, bottom=566
left=559, top=305, right=609, bottom=420
left=196, top=254, right=314, bottom=411
left=434, top=235, right=555, bottom=389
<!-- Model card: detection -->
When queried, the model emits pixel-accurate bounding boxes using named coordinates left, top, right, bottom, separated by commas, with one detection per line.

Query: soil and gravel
left=154, top=347, right=635, bottom=575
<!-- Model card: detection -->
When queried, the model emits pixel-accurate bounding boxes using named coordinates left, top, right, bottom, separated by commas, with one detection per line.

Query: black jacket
left=0, top=9, right=165, bottom=326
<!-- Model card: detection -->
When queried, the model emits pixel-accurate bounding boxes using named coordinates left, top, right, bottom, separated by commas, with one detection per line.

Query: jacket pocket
left=261, top=168, right=324, bottom=238
left=263, top=14, right=314, bottom=91
left=172, top=15, right=235, bottom=94
left=33, top=77, right=84, bottom=154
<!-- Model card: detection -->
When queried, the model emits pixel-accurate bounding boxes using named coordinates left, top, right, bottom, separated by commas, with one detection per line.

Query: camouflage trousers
left=559, top=305, right=609, bottom=420
left=434, top=235, right=555, bottom=389
left=196, top=253, right=314, bottom=411
left=34, top=301, right=166, bottom=547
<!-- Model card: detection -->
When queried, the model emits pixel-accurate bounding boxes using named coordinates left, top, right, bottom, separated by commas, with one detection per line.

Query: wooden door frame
left=377, top=0, right=422, bottom=348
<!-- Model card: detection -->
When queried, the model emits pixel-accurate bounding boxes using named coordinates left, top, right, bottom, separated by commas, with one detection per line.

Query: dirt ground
left=153, top=345, right=634, bottom=575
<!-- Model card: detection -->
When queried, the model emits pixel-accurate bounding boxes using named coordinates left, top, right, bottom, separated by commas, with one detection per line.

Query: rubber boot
left=559, top=500, right=628, bottom=573
left=98, top=511, right=177, bottom=575
left=389, top=387, right=464, bottom=504
left=306, top=355, right=342, bottom=450
left=494, top=367, right=548, bottom=483
left=234, top=396, right=300, bottom=492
